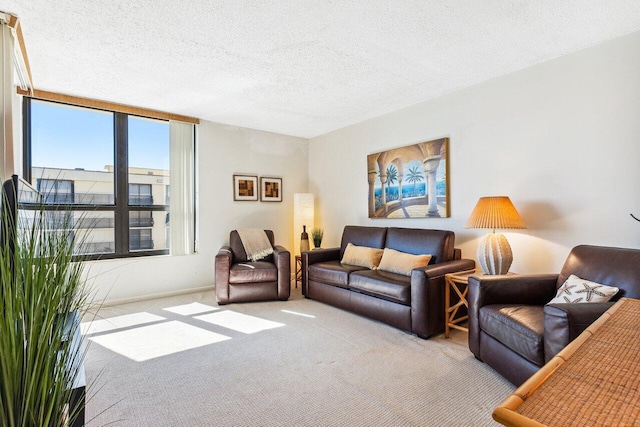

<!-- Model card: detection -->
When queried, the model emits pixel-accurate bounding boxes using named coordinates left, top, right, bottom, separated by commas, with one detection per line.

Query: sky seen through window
left=31, top=100, right=169, bottom=172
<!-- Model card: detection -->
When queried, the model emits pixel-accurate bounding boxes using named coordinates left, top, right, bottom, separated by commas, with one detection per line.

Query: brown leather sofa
left=468, top=244, right=640, bottom=385
left=302, top=225, right=475, bottom=338
left=215, top=230, right=290, bottom=304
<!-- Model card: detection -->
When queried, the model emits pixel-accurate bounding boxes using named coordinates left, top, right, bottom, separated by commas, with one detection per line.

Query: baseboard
left=93, top=285, right=216, bottom=308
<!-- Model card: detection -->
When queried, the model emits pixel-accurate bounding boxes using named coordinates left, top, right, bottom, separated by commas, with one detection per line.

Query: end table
left=295, top=255, right=302, bottom=288
left=444, top=270, right=477, bottom=338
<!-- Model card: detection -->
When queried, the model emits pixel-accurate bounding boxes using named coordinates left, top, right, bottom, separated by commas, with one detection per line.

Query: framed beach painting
left=260, top=177, right=282, bottom=202
left=367, top=137, right=449, bottom=218
left=233, top=174, right=258, bottom=201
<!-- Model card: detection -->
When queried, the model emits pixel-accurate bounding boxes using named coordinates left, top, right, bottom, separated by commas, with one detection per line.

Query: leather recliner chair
left=468, top=245, right=640, bottom=385
left=215, top=230, right=290, bottom=304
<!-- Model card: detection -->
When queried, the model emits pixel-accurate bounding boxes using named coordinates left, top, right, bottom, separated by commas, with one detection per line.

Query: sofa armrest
left=303, top=247, right=341, bottom=265
left=409, top=259, right=476, bottom=338
left=467, top=274, right=558, bottom=358
left=543, top=302, right=613, bottom=362
left=301, top=247, right=341, bottom=296
left=273, top=245, right=291, bottom=300
left=417, top=259, right=476, bottom=279
left=215, top=246, right=233, bottom=304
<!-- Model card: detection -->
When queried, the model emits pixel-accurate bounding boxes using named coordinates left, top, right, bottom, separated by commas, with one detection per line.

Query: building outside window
left=25, top=99, right=173, bottom=259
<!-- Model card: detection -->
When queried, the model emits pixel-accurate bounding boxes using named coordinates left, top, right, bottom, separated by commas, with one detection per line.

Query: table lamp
left=465, top=196, right=526, bottom=275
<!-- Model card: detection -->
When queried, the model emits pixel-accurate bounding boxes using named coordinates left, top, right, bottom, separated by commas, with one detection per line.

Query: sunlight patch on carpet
left=163, top=302, right=219, bottom=316
left=89, top=321, right=231, bottom=361
left=281, top=309, right=315, bottom=318
left=195, top=311, right=285, bottom=334
left=81, top=312, right=166, bottom=335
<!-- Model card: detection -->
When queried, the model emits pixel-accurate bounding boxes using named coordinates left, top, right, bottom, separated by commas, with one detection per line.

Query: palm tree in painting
left=406, top=166, right=424, bottom=196
left=386, top=164, right=398, bottom=201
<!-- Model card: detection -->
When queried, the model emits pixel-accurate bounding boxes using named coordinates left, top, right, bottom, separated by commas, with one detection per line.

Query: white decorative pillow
left=341, top=243, right=384, bottom=269
left=377, top=247, right=432, bottom=276
left=548, top=274, right=619, bottom=304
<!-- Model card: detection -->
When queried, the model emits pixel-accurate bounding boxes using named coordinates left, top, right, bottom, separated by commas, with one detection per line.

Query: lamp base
left=477, top=233, right=512, bottom=275
left=300, top=238, right=310, bottom=253
left=299, top=226, right=310, bottom=253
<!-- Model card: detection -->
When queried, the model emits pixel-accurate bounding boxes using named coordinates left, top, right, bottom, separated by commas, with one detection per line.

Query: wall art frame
left=260, top=177, right=282, bottom=202
left=233, top=174, right=258, bottom=201
left=367, top=137, right=449, bottom=219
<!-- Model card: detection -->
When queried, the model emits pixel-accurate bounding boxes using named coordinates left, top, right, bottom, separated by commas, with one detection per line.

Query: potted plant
left=0, top=186, right=90, bottom=427
left=311, top=227, right=324, bottom=249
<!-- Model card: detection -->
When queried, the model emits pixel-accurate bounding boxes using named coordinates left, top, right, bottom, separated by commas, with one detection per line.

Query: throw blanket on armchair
left=237, top=229, right=274, bottom=261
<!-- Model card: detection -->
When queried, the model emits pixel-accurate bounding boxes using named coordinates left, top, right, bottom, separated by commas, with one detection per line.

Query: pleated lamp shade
left=465, top=197, right=526, bottom=275
left=465, top=197, right=526, bottom=231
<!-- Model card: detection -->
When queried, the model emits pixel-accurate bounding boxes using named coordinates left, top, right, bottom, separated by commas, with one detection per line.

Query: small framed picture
left=233, top=174, right=258, bottom=201
left=260, top=177, right=282, bottom=202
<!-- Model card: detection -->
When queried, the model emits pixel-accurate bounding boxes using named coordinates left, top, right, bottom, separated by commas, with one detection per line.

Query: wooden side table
left=295, top=255, right=302, bottom=288
left=444, top=270, right=476, bottom=338
left=444, top=270, right=515, bottom=338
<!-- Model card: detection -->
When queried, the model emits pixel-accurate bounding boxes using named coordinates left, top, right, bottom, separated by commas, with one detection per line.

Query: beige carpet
left=82, top=286, right=514, bottom=426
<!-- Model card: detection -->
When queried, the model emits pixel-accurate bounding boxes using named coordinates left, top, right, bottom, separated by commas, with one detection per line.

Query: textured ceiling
left=4, top=1, right=640, bottom=138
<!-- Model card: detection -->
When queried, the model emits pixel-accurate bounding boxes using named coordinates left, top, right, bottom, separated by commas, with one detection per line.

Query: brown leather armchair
left=468, top=245, right=640, bottom=385
left=215, top=230, right=290, bottom=304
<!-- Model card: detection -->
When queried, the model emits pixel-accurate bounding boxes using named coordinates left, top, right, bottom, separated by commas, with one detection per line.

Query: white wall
left=87, top=121, right=308, bottom=303
left=309, top=31, right=640, bottom=274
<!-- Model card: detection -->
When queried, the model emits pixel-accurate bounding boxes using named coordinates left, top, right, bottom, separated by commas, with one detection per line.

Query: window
left=130, top=229, right=153, bottom=251
left=37, top=179, right=74, bottom=203
left=129, top=184, right=153, bottom=205
left=129, top=211, right=153, bottom=228
left=24, top=98, right=180, bottom=259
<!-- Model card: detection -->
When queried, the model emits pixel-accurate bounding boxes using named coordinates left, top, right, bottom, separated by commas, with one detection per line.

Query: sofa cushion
left=308, top=260, right=367, bottom=288
left=341, top=243, right=384, bottom=269
left=480, top=304, right=545, bottom=367
left=548, top=274, right=619, bottom=304
left=340, top=225, right=387, bottom=259
left=385, top=227, right=454, bottom=264
left=349, top=270, right=411, bottom=305
left=377, top=247, right=431, bottom=276
left=229, top=261, right=277, bottom=284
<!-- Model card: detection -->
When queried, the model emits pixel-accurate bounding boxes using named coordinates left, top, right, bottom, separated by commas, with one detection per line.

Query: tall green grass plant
left=0, top=194, right=89, bottom=426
